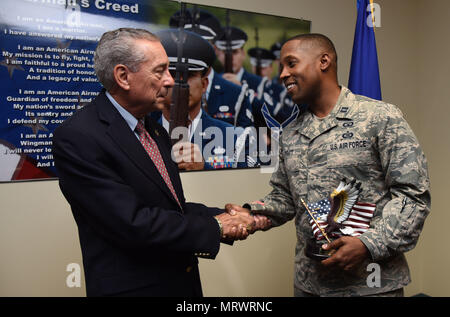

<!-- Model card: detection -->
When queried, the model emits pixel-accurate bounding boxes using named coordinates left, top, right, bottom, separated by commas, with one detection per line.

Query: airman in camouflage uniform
left=231, top=34, right=431, bottom=296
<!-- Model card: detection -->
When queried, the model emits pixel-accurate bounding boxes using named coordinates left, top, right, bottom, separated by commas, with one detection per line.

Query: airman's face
left=279, top=39, right=321, bottom=104
left=252, top=64, right=273, bottom=78
left=215, top=47, right=246, bottom=74
left=159, top=71, right=208, bottom=111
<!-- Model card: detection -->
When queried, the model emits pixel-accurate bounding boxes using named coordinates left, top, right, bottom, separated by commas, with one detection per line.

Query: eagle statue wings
left=326, top=179, right=361, bottom=235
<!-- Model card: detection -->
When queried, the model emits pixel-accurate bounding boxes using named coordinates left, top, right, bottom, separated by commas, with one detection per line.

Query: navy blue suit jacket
left=53, top=90, right=222, bottom=296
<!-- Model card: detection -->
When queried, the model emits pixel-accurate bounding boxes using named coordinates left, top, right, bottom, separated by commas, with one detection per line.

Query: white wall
left=413, top=0, right=450, bottom=297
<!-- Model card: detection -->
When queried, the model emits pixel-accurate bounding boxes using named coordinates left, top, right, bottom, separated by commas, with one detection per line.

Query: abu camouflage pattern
left=249, top=86, right=431, bottom=296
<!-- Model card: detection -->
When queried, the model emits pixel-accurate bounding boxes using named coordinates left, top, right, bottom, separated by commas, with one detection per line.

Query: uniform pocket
left=326, top=149, right=377, bottom=191
left=284, top=146, right=305, bottom=174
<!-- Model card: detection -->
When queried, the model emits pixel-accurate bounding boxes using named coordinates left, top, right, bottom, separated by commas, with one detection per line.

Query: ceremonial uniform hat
left=157, top=28, right=216, bottom=72
left=247, top=47, right=276, bottom=68
left=215, top=27, right=248, bottom=50
left=270, top=42, right=282, bottom=59
left=169, top=8, right=223, bottom=41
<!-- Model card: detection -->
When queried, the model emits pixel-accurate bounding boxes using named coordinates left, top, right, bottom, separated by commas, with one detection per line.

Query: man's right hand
left=214, top=211, right=255, bottom=240
left=224, top=203, right=272, bottom=233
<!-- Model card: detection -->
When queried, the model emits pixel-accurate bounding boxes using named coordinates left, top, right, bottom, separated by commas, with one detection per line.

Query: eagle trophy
left=325, top=178, right=362, bottom=235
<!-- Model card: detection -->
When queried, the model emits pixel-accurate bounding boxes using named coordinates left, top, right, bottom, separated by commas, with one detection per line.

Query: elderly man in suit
left=52, top=28, right=261, bottom=297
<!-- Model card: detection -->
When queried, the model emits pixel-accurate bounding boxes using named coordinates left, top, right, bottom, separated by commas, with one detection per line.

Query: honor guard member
left=215, top=26, right=268, bottom=102
left=246, top=46, right=277, bottom=134
left=157, top=29, right=257, bottom=170
left=169, top=9, right=254, bottom=128
left=215, top=26, right=290, bottom=157
left=169, top=7, right=223, bottom=42
left=248, top=46, right=296, bottom=124
left=215, top=26, right=272, bottom=156
left=248, top=47, right=276, bottom=79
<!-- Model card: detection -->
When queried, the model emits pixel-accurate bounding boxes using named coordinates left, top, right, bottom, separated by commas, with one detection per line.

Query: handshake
left=215, top=204, right=272, bottom=241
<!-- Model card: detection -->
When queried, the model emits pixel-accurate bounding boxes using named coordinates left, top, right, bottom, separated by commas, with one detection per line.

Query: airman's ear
left=113, top=64, right=131, bottom=91
left=319, top=53, right=332, bottom=72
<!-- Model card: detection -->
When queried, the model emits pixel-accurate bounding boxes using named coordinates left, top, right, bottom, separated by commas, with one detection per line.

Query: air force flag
left=348, top=0, right=382, bottom=100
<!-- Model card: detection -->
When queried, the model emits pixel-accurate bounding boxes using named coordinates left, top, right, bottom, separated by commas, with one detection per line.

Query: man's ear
left=113, top=64, right=131, bottom=90
left=319, top=53, right=332, bottom=72
left=201, top=76, right=209, bottom=93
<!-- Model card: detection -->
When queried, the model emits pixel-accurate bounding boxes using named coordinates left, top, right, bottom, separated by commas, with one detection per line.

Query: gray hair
left=94, top=28, right=159, bottom=90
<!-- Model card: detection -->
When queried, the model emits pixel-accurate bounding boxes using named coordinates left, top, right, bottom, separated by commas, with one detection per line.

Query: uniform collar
left=333, top=86, right=356, bottom=119
left=189, top=108, right=203, bottom=141
left=294, top=86, right=356, bottom=140
left=235, top=67, right=244, bottom=82
left=206, top=68, right=214, bottom=98
left=161, top=109, right=203, bottom=141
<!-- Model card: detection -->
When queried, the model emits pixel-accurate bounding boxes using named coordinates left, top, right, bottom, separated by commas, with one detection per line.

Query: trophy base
left=305, top=239, right=333, bottom=261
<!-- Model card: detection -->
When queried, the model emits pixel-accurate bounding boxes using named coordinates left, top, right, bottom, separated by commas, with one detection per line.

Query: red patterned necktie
left=135, top=120, right=182, bottom=209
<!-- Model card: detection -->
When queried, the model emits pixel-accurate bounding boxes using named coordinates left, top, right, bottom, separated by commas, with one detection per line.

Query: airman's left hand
left=321, top=236, right=370, bottom=271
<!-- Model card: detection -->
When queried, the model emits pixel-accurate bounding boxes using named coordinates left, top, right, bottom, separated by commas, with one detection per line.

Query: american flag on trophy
left=305, top=179, right=376, bottom=241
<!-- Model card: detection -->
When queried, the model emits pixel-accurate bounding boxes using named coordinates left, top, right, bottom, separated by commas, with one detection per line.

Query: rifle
left=277, top=32, right=288, bottom=84
left=224, top=9, right=233, bottom=73
left=254, top=27, right=262, bottom=77
left=191, top=5, right=198, bottom=31
left=169, top=2, right=190, bottom=145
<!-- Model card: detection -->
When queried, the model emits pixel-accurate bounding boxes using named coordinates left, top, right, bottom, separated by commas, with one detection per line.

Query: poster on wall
left=0, top=0, right=310, bottom=182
